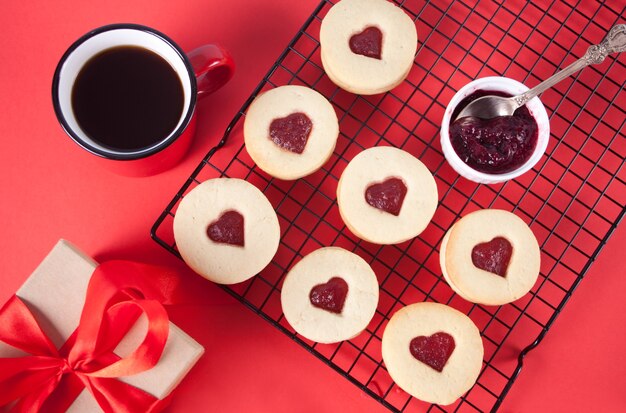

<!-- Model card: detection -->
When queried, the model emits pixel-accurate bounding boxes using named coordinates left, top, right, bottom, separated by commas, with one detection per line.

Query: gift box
left=0, top=240, right=204, bottom=412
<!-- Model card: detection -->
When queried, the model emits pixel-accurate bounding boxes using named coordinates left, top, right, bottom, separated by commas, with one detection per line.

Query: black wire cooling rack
left=152, top=1, right=626, bottom=411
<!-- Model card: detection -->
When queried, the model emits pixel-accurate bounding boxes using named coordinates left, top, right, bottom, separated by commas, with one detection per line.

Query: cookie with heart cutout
left=243, top=85, right=339, bottom=180
left=173, top=178, right=280, bottom=284
left=280, top=247, right=379, bottom=344
left=439, top=209, right=541, bottom=305
left=382, top=302, right=484, bottom=405
left=337, top=146, right=438, bottom=245
left=320, top=0, right=418, bottom=95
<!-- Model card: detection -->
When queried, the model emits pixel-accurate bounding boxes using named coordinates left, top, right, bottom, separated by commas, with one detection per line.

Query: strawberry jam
left=410, top=332, right=455, bottom=372
left=309, top=277, right=349, bottom=314
left=365, top=177, right=407, bottom=216
left=207, top=210, right=244, bottom=247
left=269, top=112, right=312, bottom=154
left=450, top=90, right=538, bottom=174
left=471, top=236, right=513, bottom=277
left=349, top=26, right=383, bottom=60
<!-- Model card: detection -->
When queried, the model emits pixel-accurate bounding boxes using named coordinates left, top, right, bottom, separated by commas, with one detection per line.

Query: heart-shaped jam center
left=471, top=236, right=513, bottom=277
left=269, top=112, right=312, bottom=154
left=309, top=277, right=349, bottom=314
left=349, top=26, right=383, bottom=60
left=365, top=177, right=407, bottom=216
left=410, top=332, right=455, bottom=372
left=207, top=210, right=244, bottom=247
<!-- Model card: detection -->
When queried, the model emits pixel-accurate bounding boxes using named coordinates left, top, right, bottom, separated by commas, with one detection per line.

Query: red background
left=1, top=1, right=624, bottom=412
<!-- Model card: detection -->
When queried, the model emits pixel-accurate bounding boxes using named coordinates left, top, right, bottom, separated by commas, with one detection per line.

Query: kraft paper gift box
left=0, top=239, right=204, bottom=412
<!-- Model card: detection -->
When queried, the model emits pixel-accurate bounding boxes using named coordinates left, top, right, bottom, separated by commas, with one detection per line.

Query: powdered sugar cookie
left=337, top=146, right=438, bottom=244
left=173, top=178, right=280, bottom=284
left=320, top=0, right=418, bottom=95
left=439, top=209, right=541, bottom=305
left=281, top=247, right=379, bottom=344
left=244, top=85, right=339, bottom=180
left=382, top=302, right=483, bottom=405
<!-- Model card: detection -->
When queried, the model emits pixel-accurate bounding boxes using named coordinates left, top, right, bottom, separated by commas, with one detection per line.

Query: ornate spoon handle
left=515, top=24, right=626, bottom=107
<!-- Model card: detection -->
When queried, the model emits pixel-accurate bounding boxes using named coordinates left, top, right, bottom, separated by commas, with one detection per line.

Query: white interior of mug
left=56, top=28, right=193, bottom=156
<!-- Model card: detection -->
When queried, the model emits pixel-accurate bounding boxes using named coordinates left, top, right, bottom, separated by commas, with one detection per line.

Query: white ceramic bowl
left=440, top=76, right=550, bottom=184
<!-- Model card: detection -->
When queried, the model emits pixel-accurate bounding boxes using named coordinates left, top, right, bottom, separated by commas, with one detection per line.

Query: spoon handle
left=515, top=24, right=626, bottom=107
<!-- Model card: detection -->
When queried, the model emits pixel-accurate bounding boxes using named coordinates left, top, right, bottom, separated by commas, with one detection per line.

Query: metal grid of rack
left=152, top=1, right=625, bottom=411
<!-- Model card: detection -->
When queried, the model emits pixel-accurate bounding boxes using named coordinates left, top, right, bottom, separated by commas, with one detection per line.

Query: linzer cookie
left=244, top=85, right=339, bottom=180
left=320, top=0, right=418, bottom=95
left=439, top=209, right=541, bottom=305
left=337, top=146, right=438, bottom=244
left=173, top=178, right=280, bottom=284
left=281, top=247, right=379, bottom=343
left=382, top=302, right=483, bottom=405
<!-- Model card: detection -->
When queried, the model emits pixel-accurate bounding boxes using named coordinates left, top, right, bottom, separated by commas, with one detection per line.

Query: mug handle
left=187, top=44, right=235, bottom=99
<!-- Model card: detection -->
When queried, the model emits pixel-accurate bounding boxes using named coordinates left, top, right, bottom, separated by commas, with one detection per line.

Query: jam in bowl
left=440, top=77, right=550, bottom=184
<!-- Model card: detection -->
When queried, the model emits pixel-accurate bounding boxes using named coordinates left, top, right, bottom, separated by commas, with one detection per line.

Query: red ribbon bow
left=0, top=260, right=181, bottom=413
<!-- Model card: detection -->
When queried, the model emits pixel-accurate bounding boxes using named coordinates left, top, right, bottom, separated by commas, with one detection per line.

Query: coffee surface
left=72, top=46, right=184, bottom=151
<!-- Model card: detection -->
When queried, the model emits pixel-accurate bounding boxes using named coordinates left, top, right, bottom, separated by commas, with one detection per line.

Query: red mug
left=52, top=23, right=234, bottom=176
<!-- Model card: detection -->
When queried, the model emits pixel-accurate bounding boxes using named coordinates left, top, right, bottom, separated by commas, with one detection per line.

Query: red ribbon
left=0, top=260, right=182, bottom=413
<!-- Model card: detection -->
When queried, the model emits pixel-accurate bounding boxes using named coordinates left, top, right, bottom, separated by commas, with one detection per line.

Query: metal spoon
left=455, top=24, right=626, bottom=121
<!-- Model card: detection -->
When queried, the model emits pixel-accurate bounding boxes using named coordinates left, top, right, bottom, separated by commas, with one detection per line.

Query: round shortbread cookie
left=281, top=247, right=379, bottom=344
left=243, top=85, right=339, bottom=180
left=439, top=209, right=541, bottom=305
left=337, top=146, right=438, bottom=244
left=382, top=302, right=484, bottom=405
left=320, top=0, right=418, bottom=95
left=173, top=178, right=280, bottom=284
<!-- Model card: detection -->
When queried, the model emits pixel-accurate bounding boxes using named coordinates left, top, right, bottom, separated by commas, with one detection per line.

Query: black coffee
left=72, top=46, right=184, bottom=151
